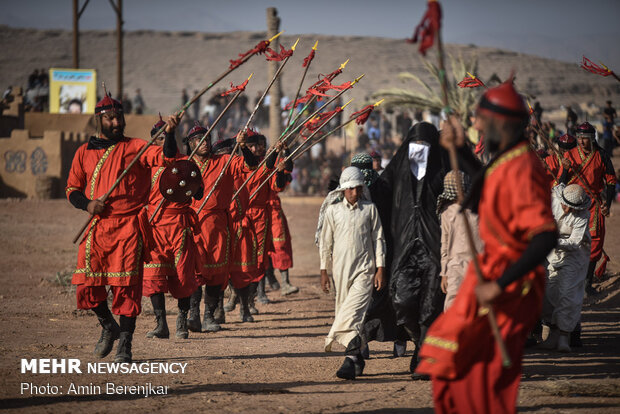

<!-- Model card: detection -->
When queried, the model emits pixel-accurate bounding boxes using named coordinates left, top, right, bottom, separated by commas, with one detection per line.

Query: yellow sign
left=49, top=68, right=97, bottom=114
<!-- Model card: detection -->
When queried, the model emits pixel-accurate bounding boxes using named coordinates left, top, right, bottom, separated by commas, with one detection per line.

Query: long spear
left=232, top=69, right=360, bottom=201
left=284, top=41, right=318, bottom=132
left=148, top=73, right=254, bottom=223
left=71, top=33, right=281, bottom=244
left=412, top=0, right=511, bottom=367
left=195, top=39, right=299, bottom=215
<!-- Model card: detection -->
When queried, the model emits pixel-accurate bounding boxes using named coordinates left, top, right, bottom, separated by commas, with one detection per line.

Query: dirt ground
left=0, top=196, right=619, bottom=413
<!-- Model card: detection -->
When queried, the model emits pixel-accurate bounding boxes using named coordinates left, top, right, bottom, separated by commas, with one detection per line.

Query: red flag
left=284, top=69, right=348, bottom=110
left=301, top=107, right=343, bottom=139
left=581, top=56, right=613, bottom=77
left=265, top=44, right=294, bottom=62
left=303, top=49, right=316, bottom=68
left=229, top=40, right=270, bottom=69
left=221, top=78, right=250, bottom=97
left=595, top=253, right=610, bottom=279
left=350, top=105, right=375, bottom=126
left=457, top=74, right=486, bottom=88
left=407, top=0, right=442, bottom=56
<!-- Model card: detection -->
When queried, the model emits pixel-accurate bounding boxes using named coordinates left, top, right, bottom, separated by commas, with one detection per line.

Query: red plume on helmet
left=477, top=79, right=528, bottom=120
left=185, top=121, right=209, bottom=141
left=95, top=93, right=123, bottom=115
left=150, top=113, right=166, bottom=138
left=555, top=133, right=577, bottom=150
left=576, top=122, right=596, bottom=136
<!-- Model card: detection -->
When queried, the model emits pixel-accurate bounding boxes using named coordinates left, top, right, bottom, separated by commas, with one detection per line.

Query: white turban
left=339, top=166, right=365, bottom=190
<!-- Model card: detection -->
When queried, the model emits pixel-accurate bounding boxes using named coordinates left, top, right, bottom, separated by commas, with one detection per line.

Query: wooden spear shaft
left=195, top=41, right=298, bottom=215
left=148, top=81, right=250, bottom=223
left=283, top=41, right=317, bottom=133
left=71, top=36, right=275, bottom=244
left=436, top=28, right=512, bottom=367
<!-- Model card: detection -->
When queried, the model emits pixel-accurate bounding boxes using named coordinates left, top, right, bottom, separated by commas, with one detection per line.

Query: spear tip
left=352, top=73, right=365, bottom=85
left=269, top=31, right=283, bottom=43
left=467, top=72, right=475, bottom=79
left=248, top=72, right=254, bottom=80
left=373, top=98, right=385, bottom=107
left=341, top=98, right=354, bottom=110
left=312, top=40, right=319, bottom=50
left=291, top=38, right=300, bottom=51
left=340, top=59, right=350, bottom=70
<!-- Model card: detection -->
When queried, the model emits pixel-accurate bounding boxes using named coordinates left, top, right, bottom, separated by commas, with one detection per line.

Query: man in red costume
left=66, top=94, right=178, bottom=362
left=266, top=188, right=299, bottom=296
left=226, top=132, right=287, bottom=320
left=542, top=133, right=576, bottom=186
left=186, top=126, right=259, bottom=330
left=142, top=117, right=204, bottom=340
left=563, top=122, right=616, bottom=296
left=415, top=80, right=558, bottom=414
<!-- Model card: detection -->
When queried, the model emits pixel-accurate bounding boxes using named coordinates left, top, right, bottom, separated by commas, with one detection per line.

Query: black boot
left=265, top=259, right=280, bottom=290
left=93, top=302, right=120, bottom=358
left=256, top=278, right=270, bottom=305
left=114, top=316, right=135, bottom=363
left=146, top=309, right=169, bottom=339
left=223, top=283, right=239, bottom=312
left=238, top=286, right=254, bottom=323
left=213, top=291, right=226, bottom=324
left=345, top=336, right=366, bottom=376
left=187, top=287, right=202, bottom=332
left=248, top=282, right=259, bottom=314
left=202, top=286, right=221, bottom=332
left=176, top=297, right=190, bottom=339
left=280, top=269, right=299, bottom=296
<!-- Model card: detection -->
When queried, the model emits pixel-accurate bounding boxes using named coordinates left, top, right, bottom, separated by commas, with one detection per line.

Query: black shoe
left=146, top=309, right=169, bottom=339
left=354, top=357, right=365, bottom=376
left=176, top=310, right=189, bottom=339
left=411, top=372, right=430, bottom=381
left=570, top=327, right=583, bottom=348
left=94, top=315, right=120, bottom=358
left=265, top=267, right=280, bottom=291
left=336, top=357, right=356, bottom=380
left=240, top=309, right=254, bottom=323
left=113, top=332, right=133, bottom=363
left=409, top=350, right=419, bottom=374
left=224, top=289, right=239, bottom=312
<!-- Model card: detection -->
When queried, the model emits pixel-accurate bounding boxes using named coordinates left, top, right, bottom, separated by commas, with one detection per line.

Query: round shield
left=159, top=160, right=202, bottom=203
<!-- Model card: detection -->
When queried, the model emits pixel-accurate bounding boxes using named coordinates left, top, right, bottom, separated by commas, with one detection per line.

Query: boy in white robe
left=541, top=183, right=591, bottom=352
left=318, top=167, right=386, bottom=380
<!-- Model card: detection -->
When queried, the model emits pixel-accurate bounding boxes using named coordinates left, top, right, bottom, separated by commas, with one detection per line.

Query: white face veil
left=408, top=142, right=430, bottom=180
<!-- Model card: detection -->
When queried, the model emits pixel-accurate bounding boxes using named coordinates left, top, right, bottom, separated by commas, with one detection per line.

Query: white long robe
left=543, top=184, right=591, bottom=332
left=319, top=198, right=385, bottom=352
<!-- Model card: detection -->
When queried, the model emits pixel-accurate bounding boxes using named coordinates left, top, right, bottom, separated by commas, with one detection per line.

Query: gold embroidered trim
left=234, top=231, right=257, bottom=267
left=151, top=166, right=165, bottom=188
left=75, top=219, right=143, bottom=278
left=257, top=214, right=270, bottom=257
left=90, top=145, right=116, bottom=199
left=204, top=225, right=231, bottom=269
left=485, top=144, right=529, bottom=178
left=66, top=186, right=80, bottom=195
left=144, top=263, right=174, bottom=269
left=424, top=335, right=459, bottom=352
left=174, top=227, right=190, bottom=266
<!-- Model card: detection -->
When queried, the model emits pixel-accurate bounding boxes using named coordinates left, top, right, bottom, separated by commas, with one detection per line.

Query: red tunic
left=267, top=190, right=293, bottom=270
left=564, top=146, right=616, bottom=261
left=191, top=155, right=246, bottom=288
left=66, top=137, right=174, bottom=287
left=416, top=142, right=557, bottom=414
left=142, top=159, right=202, bottom=299
left=543, top=153, right=562, bottom=187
